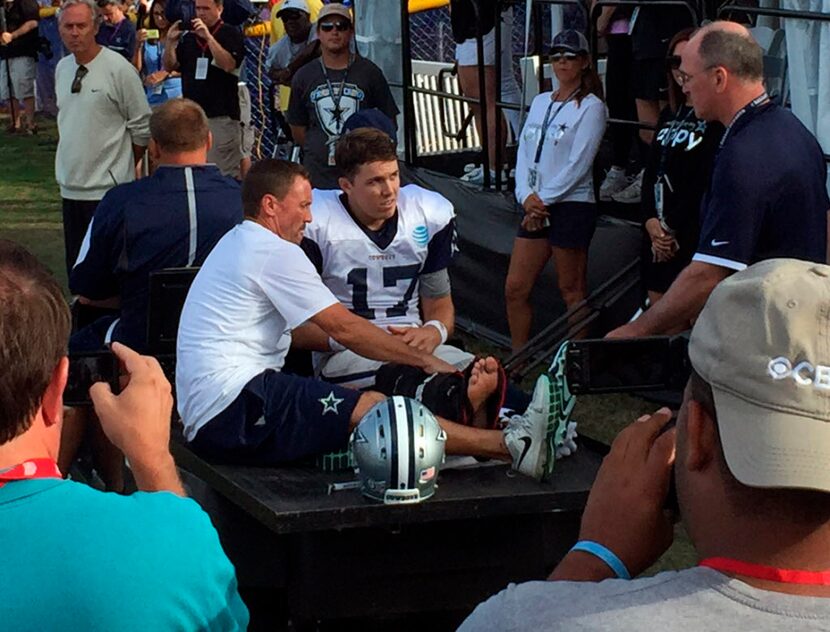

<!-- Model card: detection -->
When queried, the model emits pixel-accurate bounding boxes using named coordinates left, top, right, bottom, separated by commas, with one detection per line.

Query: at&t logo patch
left=412, top=225, right=429, bottom=246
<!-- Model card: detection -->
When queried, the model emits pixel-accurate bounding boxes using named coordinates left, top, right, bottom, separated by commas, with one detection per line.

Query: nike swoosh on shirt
left=515, top=436, right=533, bottom=469
left=710, top=239, right=730, bottom=247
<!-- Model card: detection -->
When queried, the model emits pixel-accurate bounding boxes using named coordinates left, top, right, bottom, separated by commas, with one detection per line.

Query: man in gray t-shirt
left=461, top=255, right=830, bottom=629
left=287, top=3, right=398, bottom=189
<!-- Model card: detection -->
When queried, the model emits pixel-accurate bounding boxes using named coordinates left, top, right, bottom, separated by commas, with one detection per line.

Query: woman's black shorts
left=517, top=201, right=598, bottom=249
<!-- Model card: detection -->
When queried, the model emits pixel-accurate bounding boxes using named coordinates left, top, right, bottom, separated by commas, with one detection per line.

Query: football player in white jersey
left=301, top=127, right=475, bottom=391
left=177, top=159, right=560, bottom=479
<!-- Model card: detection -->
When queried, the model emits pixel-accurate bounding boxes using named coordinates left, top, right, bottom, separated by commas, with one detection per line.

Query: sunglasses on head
left=71, top=64, right=88, bottom=94
left=550, top=51, right=579, bottom=61
left=319, top=21, right=350, bottom=32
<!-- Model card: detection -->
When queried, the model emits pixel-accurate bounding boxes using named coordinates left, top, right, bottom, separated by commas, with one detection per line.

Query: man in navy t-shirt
left=609, top=21, right=829, bottom=338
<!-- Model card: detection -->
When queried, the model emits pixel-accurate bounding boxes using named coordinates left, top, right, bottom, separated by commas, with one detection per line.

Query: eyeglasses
left=550, top=51, right=579, bottom=61
left=319, top=21, right=350, bottom=32
left=71, top=64, right=88, bottom=94
left=675, top=65, right=717, bottom=87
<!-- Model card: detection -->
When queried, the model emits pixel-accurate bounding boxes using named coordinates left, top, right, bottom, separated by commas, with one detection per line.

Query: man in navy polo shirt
left=69, top=98, right=243, bottom=354
left=609, top=21, right=829, bottom=339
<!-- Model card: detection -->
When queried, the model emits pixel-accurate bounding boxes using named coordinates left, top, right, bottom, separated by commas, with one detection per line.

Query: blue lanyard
left=532, top=89, right=579, bottom=167
left=718, top=92, right=769, bottom=151
left=149, top=41, right=163, bottom=74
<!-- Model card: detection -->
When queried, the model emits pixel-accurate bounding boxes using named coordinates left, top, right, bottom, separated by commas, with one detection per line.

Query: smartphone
left=565, top=336, right=690, bottom=395
left=145, top=28, right=160, bottom=39
left=65, top=352, right=120, bottom=407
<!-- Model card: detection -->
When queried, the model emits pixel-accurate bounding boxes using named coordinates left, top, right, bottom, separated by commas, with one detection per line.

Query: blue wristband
left=569, top=540, right=631, bottom=580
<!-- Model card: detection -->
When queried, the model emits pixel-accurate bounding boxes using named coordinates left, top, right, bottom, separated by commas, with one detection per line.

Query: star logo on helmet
left=319, top=391, right=344, bottom=415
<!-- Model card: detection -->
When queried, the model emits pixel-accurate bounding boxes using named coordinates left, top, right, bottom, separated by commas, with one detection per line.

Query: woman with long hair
left=505, top=30, right=607, bottom=351
left=640, top=28, right=723, bottom=320
left=133, top=0, right=182, bottom=106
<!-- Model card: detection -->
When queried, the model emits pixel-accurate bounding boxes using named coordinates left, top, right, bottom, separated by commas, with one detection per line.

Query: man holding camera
left=0, top=240, right=249, bottom=630
left=163, top=0, right=245, bottom=178
left=0, top=0, right=40, bottom=134
left=462, top=258, right=830, bottom=630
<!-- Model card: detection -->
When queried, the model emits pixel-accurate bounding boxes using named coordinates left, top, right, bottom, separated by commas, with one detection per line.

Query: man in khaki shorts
left=0, top=0, right=40, bottom=133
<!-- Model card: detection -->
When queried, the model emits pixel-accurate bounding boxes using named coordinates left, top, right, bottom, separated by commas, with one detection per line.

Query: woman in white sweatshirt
left=505, top=30, right=607, bottom=351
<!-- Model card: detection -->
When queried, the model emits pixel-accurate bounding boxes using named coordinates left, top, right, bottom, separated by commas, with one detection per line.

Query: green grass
left=0, top=117, right=66, bottom=289
left=0, top=112, right=696, bottom=574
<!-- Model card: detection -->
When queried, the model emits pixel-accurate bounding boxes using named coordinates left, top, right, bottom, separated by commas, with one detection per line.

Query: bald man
left=608, top=21, right=829, bottom=339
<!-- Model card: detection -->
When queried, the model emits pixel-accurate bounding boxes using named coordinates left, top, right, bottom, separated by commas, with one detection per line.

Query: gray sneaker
left=599, top=166, right=628, bottom=201
left=611, top=169, right=643, bottom=204
left=504, top=374, right=555, bottom=480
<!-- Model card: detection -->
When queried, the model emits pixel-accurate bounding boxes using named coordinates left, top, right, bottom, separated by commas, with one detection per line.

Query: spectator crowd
left=1, top=0, right=829, bottom=628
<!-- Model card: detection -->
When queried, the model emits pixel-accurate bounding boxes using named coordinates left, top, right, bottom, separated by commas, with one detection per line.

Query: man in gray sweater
left=55, top=0, right=150, bottom=275
left=461, top=259, right=830, bottom=631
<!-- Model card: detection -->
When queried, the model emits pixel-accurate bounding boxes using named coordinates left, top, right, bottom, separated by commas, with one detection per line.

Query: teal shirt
left=0, top=478, right=249, bottom=631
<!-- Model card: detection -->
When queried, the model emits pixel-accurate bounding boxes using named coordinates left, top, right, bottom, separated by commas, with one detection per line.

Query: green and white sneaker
left=504, top=373, right=555, bottom=480
left=543, top=342, right=578, bottom=480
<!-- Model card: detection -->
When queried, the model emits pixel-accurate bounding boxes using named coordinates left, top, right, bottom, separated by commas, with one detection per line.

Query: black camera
left=165, top=0, right=195, bottom=30
left=566, top=336, right=691, bottom=396
left=563, top=336, right=690, bottom=516
left=65, top=352, right=120, bottom=407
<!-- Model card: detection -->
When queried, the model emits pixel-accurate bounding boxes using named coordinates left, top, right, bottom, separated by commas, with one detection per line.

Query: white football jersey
left=304, top=185, right=457, bottom=329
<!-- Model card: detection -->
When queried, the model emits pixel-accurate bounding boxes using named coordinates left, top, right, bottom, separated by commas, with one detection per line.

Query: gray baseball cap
left=550, top=29, right=590, bottom=55
left=689, top=258, right=830, bottom=492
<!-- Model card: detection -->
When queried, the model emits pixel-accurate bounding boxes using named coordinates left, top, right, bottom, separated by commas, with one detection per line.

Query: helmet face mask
left=351, top=396, right=447, bottom=504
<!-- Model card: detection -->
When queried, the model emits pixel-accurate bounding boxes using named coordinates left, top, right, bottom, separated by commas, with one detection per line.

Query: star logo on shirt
left=554, top=123, right=569, bottom=144
left=327, top=103, right=346, bottom=127
left=319, top=391, right=345, bottom=415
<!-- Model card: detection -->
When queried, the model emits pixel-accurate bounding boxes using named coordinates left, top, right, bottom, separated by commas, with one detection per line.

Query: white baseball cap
left=689, top=258, right=830, bottom=492
left=277, top=0, right=310, bottom=17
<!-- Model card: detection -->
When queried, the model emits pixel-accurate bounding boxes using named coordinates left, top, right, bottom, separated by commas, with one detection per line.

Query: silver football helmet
left=350, top=396, right=447, bottom=504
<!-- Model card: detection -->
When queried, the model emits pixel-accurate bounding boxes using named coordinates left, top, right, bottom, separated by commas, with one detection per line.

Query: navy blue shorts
left=188, top=369, right=361, bottom=466
left=517, top=201, right=597, bottom=249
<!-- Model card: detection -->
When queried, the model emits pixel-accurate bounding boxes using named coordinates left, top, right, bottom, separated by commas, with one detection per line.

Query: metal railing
left=399, top=0, right=590, bottom=189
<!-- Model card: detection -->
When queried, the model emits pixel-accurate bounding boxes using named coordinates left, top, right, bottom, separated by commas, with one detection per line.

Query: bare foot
left=467, top=356, right=499, bottom=429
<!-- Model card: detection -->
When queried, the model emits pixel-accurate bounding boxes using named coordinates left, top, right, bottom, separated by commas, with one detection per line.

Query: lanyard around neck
left=718, top=92, right=769, bottom=150
left=0, top=458, right=62, bottom=489
left=197, top=20, right=224, bottom=54
left=700, top=557, right=830, bottom=586
left=320, top=54, right=354, bottom=135
left=533, top=88, right=580, bottom=166
left=106, top=19, right=124, bottom=45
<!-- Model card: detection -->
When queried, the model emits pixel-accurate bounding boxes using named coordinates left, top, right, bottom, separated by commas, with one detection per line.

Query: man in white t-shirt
left=176, top=159, right=558, bottom=478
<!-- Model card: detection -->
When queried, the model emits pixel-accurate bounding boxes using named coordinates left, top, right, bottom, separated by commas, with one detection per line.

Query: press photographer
left=162, top=0, right=245, bottom=178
